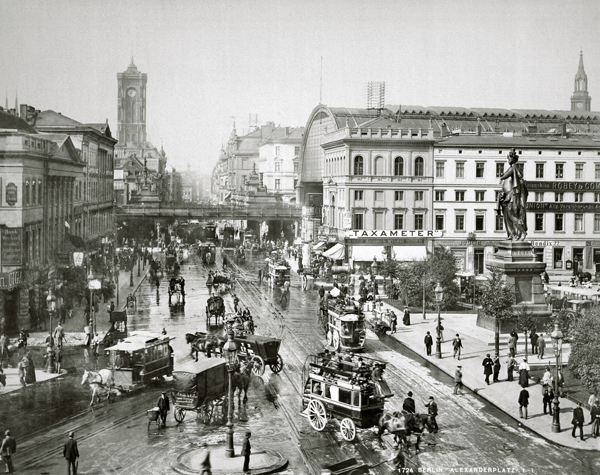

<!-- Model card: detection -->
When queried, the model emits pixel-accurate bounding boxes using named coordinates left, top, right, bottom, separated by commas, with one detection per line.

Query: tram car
left=199, top=243, right=216, bottom=265
left=104, top=331, right=175, bottom=392
left=321, top=300, right=366, bottom=352
left=266, top=261, right=291, bottom=289
left=301, top=353, right=393, bottom=442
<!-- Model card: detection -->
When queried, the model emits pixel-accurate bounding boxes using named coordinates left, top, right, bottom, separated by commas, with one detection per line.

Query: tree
left=513, top=306, right=538, bottom=360
left=569, top=308, right=600, bottom=394
left=478, top=269, right=515, bottom=356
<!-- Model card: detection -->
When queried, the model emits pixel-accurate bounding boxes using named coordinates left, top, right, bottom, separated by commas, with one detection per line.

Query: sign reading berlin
left=347, top=230, right=443, bottom=238
left=1, top=228, right=22, bottom=266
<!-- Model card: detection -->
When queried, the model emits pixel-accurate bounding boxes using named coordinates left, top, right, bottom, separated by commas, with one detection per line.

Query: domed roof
left=0, top=110, right=37, bottom=134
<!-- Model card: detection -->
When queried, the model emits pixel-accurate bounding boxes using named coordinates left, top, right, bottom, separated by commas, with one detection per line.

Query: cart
left=235, top=334, right=283, bottom=376
left=147, top=407, right=161, bottom=435
left=206, top=295, right=226, bottom=330
left=172, top=359, right=229, bottom=425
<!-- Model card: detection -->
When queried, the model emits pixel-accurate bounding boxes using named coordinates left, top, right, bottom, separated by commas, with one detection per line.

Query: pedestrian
left=402, top=306, right=411, bottom=326
left=424, top=331, right=433, bottom=356
left=452, top=334, right=463, bottom=360
left=542, top=366, right=553, bottom=388
left=493, top=354, right=501, bottom=383
left=543, top=385, right=554, bottom=415
left=18, top=357, right=27, bottom=387
left=437, top=323, right=444, bottom=342
left=241, top=431, right=251, bottom=474
left=45, top=343, right=56, bottom=373
left=454, top=365, right=463, bottom=395
left=318, top=286, right=325, bottom=299
left=1, top=430, right=16, bottom=475
left=389, top=311, right=397, bottom=334
left=518, top=387, right=530, bottom=419
left=424, top=396, right=439, bottom=432
left=402, top=391, right=416, bottom=413
left=54, top=322, right=67, bottom=348
left=63, top=431, right=79, bottom=475
left=25, top=352, right=36, bottom=384
left=572, top=402, right=585, bottom=440
left=206, top=271, right=214, bottom=296
left=530, top=330, right=539, bottom=355
left=258, top=268, right=262, bottom=284
left=591, top=400, right=600, bottom=437
left=0, top=334, right=8, bottom=369
left=508, top=333, right=517, bottom=358
left=506, top=355, right=516, bottom=381
left=482, top=353, right=494, bottom=385
left=537, top=334, right=546, bottom=359
left=55, top=346, right=63, bottom=374
left=198, top=441, right=211, bottom=475
left=157, top=391, right=170, bottom=427
left=518, top=358, right=530, bottom=388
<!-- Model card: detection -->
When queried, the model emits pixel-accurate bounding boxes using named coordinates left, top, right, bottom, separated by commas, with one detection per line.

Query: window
left=375, top=191, right=384, bottom=202
left=374, top=156, right=384, bottom=176
left=354, top=156, right=364, bottom=175
left=25, top=181, right=29, bottom=206
left=555, top=192, right=564, bottom=202
left=294, top=146, right=300, bottom=156
left=475, top=213, right=485, bottom=231
left=374, top=212, right=385, bottom=229
left=475, top=162, right=485, bottom=178
left=415, top=191, right=424, bottom=201
left=435, top=161, right=444, bottom=178
left=596, top=163, right=600, bottom=180
left=394, top=214, right=404, bottom=230
left=475, top=191, right=485, bottom=202
left=353, top=213, right=364, bottom=230
left=435, top=214, right=445, bottom=230
left=275, top=146, right=280, bottom=156
left=455, top=191, right=465, bottom=201
left=455, top=213, right=465, bottom=231
left=574, top=192, right=584, bottom=202
left=394, top=157, right=404, bottom=176
left=516, top=163, right=524, bottom=176
left=435, top=190, right=445, bottom=201
left=414, top=214, right=424, bottom=230
left=293, top=162, right=299, bottom=173
left=554, top=248, right=563, bottom=269
left=275, top=161, right=281, bottom=172
left=535, top=192, right=544, bottom=202
left=555, top=163, right=564, bottom=179
left=496, top=162, right=505, bottom=177
left=495, top=190, right=501, bottom=202
left=495, top=215, right=504, bottom=231
left=394, top=191, right=403, bottom=201
left=275, top=179, right=281, bottom=190
left=414, top=157, right=424, bottom=176
left=555, top=213, right=564, bottom=232
left=536, top=163, right=544, bottom=178
left=354, top=190, right=363, bottom=201
left=575, top=163, right=584, bottom=179
left=535, top=213, right=544, bottom=231
left=574, top=213, right=584, bottom=232
left=38, top=180, right=42, bottom=204
left=595, top=214, right=600, bottom=232
left=456, top=162, right=465, bottom=178
left=32, top=181, right=36, bottom=205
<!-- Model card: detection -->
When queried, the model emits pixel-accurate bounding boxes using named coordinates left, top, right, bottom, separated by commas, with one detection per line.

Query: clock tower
left=117, top=58, right=147, bottom=145
left=570, top=51, right=592, bottom=112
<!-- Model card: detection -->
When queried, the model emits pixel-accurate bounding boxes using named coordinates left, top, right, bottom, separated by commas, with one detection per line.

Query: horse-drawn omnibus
left=301, top=353, right=393, bottom=441
left=199, top=243, right=216, bottom=265
left=206, top=295, right=226, bottom=330
left=104, top=331, right=175, bottom=392
left=172, top=358, right=229, bottom=424
left=319, top=300, right=366, bottom=352
left=266, top=261, right=291, bottom=289
left=235, top=334, right=284, bottom=376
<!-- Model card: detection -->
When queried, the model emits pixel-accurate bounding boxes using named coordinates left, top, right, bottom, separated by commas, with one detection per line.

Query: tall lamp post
left=88, top=272, right=102, bottom=335
left=223, top=324, right=238, bottom=458
left=116, top=264, right=120, bottom=307
left=551, top=321, right=563, bottom=433
left=46, top=290, right=56, bottom=346
left=434, top=282, right=444, bottom=358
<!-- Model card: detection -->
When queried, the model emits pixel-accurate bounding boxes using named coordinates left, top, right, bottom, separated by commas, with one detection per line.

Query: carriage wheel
left=340, top=418, right=356, bottom=441
left=174, top=407, right=186, bottom=423
left=199, top=399, right=213, bottom=424
left=307, top=399, right=327, bottom=431
left=327, top=330, right=333, bottom=346
left=269, top=354, right=284, bottom=373
left=251, top=356, right=265, bottom=376
left=302, top=275, right=308, bottom=290
left=332, top=331, right=340, bottom=351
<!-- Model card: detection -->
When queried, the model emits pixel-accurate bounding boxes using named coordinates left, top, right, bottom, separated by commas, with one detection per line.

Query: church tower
left=117, top=58, right=147, bottom=144
left=571, top=51, right=592, bottom=112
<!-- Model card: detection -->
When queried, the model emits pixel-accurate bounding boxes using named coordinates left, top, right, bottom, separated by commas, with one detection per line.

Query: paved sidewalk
left=0, top=366, right=65, bottom=395
left=369, top=300, right=599, bottom=451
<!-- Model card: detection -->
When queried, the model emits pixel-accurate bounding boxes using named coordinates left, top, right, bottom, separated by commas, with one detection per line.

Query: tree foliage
left=478, top=269, right=515, bottom=322
left=569, top=308, right=600, bottom=394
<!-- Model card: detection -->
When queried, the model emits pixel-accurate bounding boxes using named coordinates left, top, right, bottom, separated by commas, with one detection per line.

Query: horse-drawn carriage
left=234, top=247, right=246, bottom=265
left=199, top=243, right=216, bottom=265
left=319, top=299, right=366, bottom=352
left=165, top=250, right=180, bottom=274
left=102, top=310, right=128, bottom=347
left=235, top=334, right=283, bottom=376
left=266, top=261, right=291, bottom=289
left=168, top=277, right=185, bottom=305
left=172, top=358, right=229, bottom=424
left=206, top=295, right=226, bottom=329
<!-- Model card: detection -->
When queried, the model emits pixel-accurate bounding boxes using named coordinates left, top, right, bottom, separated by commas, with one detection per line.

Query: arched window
left=354, top=156, right=364, bottom=176
left=374, top=156, right=384, bottom=176
left=32, top=180, right=36, bottom=205
left=394, top=156, right=404, bottom=176
left=414, top=156, right=424, bottom=176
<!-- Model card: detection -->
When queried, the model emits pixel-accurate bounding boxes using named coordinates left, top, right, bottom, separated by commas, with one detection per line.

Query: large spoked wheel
left=269, top=354, right=284, bottom=373
left=174, top=407, right=186, bottom=423
left=340, top=418, right=356, bottom=441
left=199, top=399, right=213, bottom=425
left=327, top=330, right=333, bottom=346
left=332, top=331, right=340, bottom=351
left=307, top=399, right=327, bottom=431
left=252, top=355, right=266, bottom=376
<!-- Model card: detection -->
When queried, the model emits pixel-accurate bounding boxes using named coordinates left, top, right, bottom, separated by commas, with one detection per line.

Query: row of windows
left=353, top=190, right=423, bottom=202
left=533, top=192, right=600, bottom=202
left=434, top=161, right=600, bottom=180
left=443, top=149, right=600, bottom=157
left=353, top=156, right=424, bottom=176
left=351, top=213, right=424, bottom=231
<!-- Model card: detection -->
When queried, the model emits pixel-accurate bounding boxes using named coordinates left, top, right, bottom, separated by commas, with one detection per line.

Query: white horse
left=81, top=369, right=118, bottom=406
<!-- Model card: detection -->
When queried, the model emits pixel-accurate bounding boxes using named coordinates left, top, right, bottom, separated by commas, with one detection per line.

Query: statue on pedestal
left=496, top=149, right=528, bottom=241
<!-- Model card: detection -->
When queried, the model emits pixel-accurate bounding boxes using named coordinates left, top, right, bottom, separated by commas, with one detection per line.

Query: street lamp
left=46, top=290, right=56, bottom=346
left=551, top=321, right=563, bottom=433
left=116, top=264, right=120, bottom=307
left=88, top=272, right=102, bottom=335
left=223, top=324, right=238, bottom=458
left=434, top=282, right=444, bottom=359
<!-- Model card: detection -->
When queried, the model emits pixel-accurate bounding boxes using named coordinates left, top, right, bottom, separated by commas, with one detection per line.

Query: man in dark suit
left=241, top=431, right=251, bottom=474
left=63, top=431, right=79, bottom=475
left=572, top=402, right=585, bottom=440
left=157, top=391, right=170, bottom=427
left=0, top=430, right=16, bottom=475
left=424, top=332, right=433, bottom=356
left=402, top=391, right=416, bottom=413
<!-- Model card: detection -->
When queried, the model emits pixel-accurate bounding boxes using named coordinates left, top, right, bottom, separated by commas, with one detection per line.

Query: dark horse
left=185, top=332, right=227, bottom=362
left=378, top=411, right=434, bottom=451
left=231, top=359, right=254, bottom=410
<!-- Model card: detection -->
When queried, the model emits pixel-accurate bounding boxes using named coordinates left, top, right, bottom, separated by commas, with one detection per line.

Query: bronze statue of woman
left=496, top=149, right=528, bottom=241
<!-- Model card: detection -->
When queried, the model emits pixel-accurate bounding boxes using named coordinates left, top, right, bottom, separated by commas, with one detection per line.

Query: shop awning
left=323, top=243, right=345, bottom=260
left=313, top=242, right=325, bottom=250
left=351, top=246, right=386, bottom=262
left=392, top=246, right=427, bottom=261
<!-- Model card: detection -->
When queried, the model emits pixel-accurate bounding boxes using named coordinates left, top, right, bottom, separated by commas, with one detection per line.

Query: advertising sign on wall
left=5, top=183, right=17, bottom=206
left=1, top=228, right=22, bottom=266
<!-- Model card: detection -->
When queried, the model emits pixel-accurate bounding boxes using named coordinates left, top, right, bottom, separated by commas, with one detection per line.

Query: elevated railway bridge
left=115, top=203, right=302, bottom=220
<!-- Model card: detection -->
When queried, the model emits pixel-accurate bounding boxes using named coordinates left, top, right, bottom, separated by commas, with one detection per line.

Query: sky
left=2, top=0, right=600, bottom=174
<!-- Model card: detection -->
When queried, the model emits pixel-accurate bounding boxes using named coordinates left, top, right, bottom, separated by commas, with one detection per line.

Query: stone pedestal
left=479, top=241, right=551, bottom=332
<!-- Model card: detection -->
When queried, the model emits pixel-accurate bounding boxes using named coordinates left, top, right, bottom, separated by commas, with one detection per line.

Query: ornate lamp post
left=46, top=290, right=56, bottom=346
left=223, top=324, right=238, bottom=458
left=434, top=282, right=444, bottom=358
left=551, top=321, right=563, bottom=433
left=116, top=264, right=120, bottom=306
left=138, top=252, right=141, bottom=277
left=130, top=260, right=134, bottom=287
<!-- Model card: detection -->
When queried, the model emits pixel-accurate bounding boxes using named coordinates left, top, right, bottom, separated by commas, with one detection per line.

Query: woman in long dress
left=25, top=352, right=36, bottom=384
left=518, top=358, right=530, bottom=387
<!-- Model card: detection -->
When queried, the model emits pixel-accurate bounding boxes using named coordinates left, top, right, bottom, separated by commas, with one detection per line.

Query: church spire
left=571, top=51, right=591, bottom=112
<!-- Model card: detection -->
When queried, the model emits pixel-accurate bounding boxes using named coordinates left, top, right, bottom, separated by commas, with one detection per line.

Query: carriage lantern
left=223, top=327, right=238, bottom=458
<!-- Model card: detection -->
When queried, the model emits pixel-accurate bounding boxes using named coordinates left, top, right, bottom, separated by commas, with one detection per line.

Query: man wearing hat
left=402, top=391, right=416, bottom=413
left=241, top=431, right=251, bottom=474
left=454, top=366, right=463, bottom=395
left=0, top=430, right=16, bottom=475
left=63, top=431, right=79, bottom=475
left=482, top=353, right=494, bottom=385
left=424, top=396, right=439, bottom=432
left=157, top=390, right=170, bottom=427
